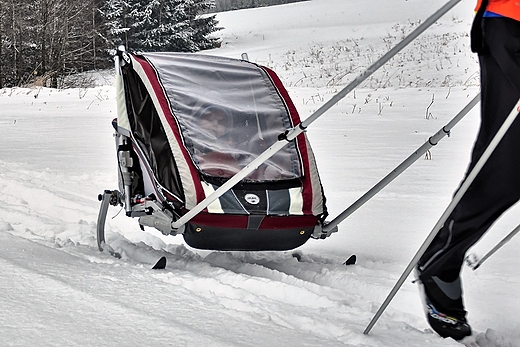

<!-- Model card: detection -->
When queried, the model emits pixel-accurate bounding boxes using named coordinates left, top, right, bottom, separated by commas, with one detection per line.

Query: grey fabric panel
left=217, top=188, right=248, bottom=215
left=267, top=189, right=291, bottom=215
left=247, top=215, right=265, bottom=230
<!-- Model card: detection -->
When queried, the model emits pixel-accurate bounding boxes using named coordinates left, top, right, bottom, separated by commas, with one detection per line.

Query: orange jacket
left=475, top=0, right=520, bottom=21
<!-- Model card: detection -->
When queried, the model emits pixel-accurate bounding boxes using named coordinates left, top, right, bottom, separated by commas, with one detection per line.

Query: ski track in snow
left=0, top=159, right=453, bottom=346
left=0, top=159, right=518, bottom=346
left=1, top=0, right=520, bottom=346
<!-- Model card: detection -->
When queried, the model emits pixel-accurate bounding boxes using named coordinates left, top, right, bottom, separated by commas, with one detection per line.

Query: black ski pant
left=419, top=17, right=520, bottom=285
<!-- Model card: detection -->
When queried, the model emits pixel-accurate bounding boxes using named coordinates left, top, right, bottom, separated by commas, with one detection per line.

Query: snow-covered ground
left=1, top=0, right=519, bottom=346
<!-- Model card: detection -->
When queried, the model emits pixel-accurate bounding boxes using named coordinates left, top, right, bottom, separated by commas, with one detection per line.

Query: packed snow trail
left=0, top=160, right=461, bottom=347
left=0, top=232, right=326, bottom=347
left=1, top=138, right=517, bottom=346
left=0, top=231, right=456, bottom=347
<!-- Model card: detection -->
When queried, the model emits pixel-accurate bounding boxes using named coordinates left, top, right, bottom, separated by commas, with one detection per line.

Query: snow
left=1, top=0, right=519, bottom=346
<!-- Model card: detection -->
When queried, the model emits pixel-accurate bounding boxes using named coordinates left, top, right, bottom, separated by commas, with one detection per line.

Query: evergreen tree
left=99, top=0, right=131, bottom=48
left=101, top=0, right=221, bottom=52
left=188, top=0, right=222, bottom=50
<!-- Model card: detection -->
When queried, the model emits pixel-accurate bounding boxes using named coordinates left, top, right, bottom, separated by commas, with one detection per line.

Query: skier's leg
left=420, top=16, right=520, bottom=282
left=416, top=17, right=520, bottom=340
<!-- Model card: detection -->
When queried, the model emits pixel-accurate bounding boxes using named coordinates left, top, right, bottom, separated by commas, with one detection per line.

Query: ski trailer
left=97, top=50, right=330, bottom=253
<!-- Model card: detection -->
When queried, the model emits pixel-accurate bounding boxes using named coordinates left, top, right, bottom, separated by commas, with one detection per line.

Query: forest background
left=0, top=0, right=298, bottom=89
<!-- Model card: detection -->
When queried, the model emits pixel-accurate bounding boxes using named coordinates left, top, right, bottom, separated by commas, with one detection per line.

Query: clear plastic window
left=144, top=53, right=302, bottom=182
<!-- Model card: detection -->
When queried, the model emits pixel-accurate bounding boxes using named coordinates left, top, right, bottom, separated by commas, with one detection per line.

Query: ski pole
left=170, top=0, right=462, bottom=231
left=363, top=96, right=520, bottom=335
left=469, top=222, right=520, bottom=270
left=323, top=94, right=480, bottom=234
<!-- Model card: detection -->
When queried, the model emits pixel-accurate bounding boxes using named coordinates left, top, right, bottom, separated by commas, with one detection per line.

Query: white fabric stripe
left=304, top=137, right=324, bottom=215
left=288, top=187, right=304, bottom=215
left=137, top=154, right=157, bottom=198
left=130, top=55, right=198, bottom=209
left=115, top=74, right=131, bottom=133
left=201, top=182, right=224, bottom=214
